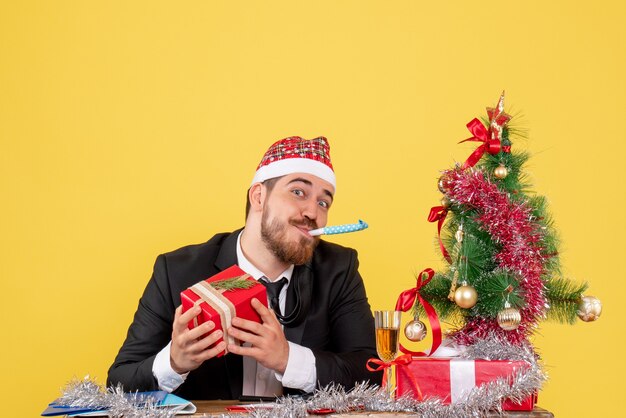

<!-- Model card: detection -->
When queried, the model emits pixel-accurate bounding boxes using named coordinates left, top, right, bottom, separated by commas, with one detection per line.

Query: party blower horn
left=309, top=220, right=368, bottom=236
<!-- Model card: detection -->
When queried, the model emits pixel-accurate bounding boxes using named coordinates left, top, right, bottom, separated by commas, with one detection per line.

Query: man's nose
left=301, top=198, right=318, bottom=221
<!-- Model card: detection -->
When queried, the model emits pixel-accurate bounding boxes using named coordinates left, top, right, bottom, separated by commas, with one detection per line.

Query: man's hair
left=245, top=177, right=280, bottom=219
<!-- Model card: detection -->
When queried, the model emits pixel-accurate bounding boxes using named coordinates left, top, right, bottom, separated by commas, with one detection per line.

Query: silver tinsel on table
left=58, top=335, right=545, bottom=417
left=57, top=377, right=176, bottom=418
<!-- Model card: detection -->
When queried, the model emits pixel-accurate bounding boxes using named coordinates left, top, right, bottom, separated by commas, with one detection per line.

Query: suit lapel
left=284, top=264, right=312, bottom=345
left=215, top=229, right=241, bottom=271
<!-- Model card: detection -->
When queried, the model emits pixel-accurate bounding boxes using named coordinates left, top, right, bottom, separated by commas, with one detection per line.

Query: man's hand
left=170, top=305, right=226, bottom=374
left=227, top=298, right=290, bottom=374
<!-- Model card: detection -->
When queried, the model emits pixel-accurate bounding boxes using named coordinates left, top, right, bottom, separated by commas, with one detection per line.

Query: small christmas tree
left=414, top=92, right=601, bottom=346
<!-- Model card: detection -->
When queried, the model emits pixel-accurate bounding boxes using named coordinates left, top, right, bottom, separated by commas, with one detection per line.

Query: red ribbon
left=395, top=268, right=442, bottom=358
left=428, top=206, right=451, bottom=263
left=459, top=118, right=502, bottom=169
left=366, top=354, right=423, bottom=401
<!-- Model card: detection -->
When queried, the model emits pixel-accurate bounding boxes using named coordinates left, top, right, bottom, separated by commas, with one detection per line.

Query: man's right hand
left=170, top=305, right=227, bottom=374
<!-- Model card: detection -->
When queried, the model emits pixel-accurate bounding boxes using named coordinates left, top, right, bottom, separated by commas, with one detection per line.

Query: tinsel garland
left=57, top=377, right=176, bottom=417
left=59, top=337, right=545, bottom=417
left=445, top=167, right=548, bottom=345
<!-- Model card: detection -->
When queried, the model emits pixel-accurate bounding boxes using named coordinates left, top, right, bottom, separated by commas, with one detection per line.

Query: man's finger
left=196, top=341, right=228, bottom=361
left=174, top=305, right=202, bottom=332
left=250, top=298, right=276, bottom=324
left=174, top=305, right=183, bottom=320
left=228, top=343, right=259, bottom=358
left=188, top=328, right=223, bottom=352
left=172, top=306, right=184, bottom=334
left=231, top=316, right=264, bottom=335
left=185, top=320, right=216, bottom=341
left=228, top=326, right=261, bottom=347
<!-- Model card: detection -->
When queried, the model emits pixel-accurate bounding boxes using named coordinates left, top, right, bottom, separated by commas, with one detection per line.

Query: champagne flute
left=374, top=310, right=401, bottom=399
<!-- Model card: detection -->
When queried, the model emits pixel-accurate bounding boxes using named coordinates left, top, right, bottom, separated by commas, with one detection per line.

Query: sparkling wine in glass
left=374, top=310, right=401, bottom=398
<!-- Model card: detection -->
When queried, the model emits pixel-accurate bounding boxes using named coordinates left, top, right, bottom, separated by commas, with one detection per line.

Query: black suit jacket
left=107, top=230, right=381, bottom=399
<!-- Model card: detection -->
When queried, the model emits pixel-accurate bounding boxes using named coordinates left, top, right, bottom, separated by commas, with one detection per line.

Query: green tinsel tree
left=411, top=92, right=600, bottom=346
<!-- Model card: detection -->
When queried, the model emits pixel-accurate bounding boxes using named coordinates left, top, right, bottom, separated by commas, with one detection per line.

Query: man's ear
left=248, top=182, right=265, bottom=212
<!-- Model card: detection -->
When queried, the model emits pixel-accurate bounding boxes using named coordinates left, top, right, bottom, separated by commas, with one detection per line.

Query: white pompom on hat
left=251, top=136, right=336, bottom=190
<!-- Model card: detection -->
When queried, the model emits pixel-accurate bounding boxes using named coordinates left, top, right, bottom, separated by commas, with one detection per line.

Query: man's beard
left=260, top=209, right=320, bottom=265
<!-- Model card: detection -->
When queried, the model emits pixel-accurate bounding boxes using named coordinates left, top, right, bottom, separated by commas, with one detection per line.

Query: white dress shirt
left=152, top=232, right=317, bottom=395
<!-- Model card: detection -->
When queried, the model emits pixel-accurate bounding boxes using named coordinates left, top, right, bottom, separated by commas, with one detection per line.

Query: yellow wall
left=1, top=1, right=623, bottom=416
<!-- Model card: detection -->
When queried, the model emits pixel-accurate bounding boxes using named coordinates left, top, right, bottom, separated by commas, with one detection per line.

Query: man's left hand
left=227, top=298, right=289, bottom=374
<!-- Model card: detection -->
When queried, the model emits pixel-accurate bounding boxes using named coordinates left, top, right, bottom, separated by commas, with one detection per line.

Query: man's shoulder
left=311, top=240, right=363, bottom=291
left=145, top=231, right=240, bottom=291
left=160, top=231, right=236, bottom=264
left=313, top=239, right=358, bottom=264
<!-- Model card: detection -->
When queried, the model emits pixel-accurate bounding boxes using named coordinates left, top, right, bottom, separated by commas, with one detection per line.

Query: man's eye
left=292, top=189, right=304, bottom=197
left=318, top=200, right=329, bottom=209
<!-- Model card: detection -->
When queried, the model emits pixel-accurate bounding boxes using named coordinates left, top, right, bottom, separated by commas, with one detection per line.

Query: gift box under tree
left=396, top=357, right=537, bottom=411
left=180, top=265, right=268, bottom=357
left=392, top=268, right=539, bottom=412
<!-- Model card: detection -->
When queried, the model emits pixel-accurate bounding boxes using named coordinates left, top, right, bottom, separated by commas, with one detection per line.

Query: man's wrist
left=153, top=341, right=189, bottom=392
left=170, top=356, right=189, bottom=375
left=276, top=342, right=316, bottom=392
left=276, top=340, right=290, bottom=374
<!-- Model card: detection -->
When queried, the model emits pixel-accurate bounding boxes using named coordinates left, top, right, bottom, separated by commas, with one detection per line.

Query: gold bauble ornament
left=438, top=176, right=451, bottom=193
left=404, top=317, right=428, bottom=342
left=577, top=295, right=602, bottom=322
left=497, top=301, right=521, bottom=330
left=441, top=196, right=451, bottom=209
left=454, top=282, right=478, bottom=309
left=494, top=164, right=508, bottom=179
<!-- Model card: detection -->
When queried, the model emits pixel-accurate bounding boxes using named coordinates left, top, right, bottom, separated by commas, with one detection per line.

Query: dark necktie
left=260, top=277, right=288, bottom=316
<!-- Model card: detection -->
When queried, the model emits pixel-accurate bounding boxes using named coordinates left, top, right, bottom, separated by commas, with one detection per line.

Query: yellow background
left=1, top=1, right=624, bottom=416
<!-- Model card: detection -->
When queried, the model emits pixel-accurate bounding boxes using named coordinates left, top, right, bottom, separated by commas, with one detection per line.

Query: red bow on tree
left=428, top=205, right=451, bottom=263
left=395, top=268, right=442, bottom=357
left=460, top=91, right=511, bottom=169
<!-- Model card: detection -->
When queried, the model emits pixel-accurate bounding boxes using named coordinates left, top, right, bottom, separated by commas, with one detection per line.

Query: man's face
left=260, top=173, right=334, bottom=265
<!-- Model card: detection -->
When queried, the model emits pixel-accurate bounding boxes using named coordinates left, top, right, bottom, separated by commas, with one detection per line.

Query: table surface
left=188, top=400, right=554, bottom=417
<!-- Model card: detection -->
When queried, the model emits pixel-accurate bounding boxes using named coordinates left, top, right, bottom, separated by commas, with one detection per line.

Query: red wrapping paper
left=180, top=265, right=268, bottom=357
left=396, top=357, right=537, bottom=411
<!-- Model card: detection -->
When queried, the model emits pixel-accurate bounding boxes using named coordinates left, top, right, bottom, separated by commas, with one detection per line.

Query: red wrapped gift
left=396, top=357, right=537, bottom=411
left=180, top=265, right=268, bottom=357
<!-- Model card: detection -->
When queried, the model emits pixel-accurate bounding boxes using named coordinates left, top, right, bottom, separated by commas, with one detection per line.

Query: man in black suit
left=107, top=136, right=380, bottom=399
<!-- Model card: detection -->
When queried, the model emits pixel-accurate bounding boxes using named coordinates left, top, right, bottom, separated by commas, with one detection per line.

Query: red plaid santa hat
left=251, top=136, right=336, bottom=190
